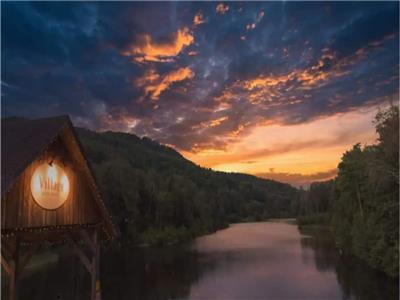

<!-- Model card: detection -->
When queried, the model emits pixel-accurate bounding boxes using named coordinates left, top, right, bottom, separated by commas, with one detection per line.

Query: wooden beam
left=80, top=229, right=96, bottom=253
left=1, top=245, right=12, bottom=264
left=70, top=236, right=93, bottom=275
left=91, top=227, right=101, bottom=300
left=18, top=243, right=39, bottom=274
left=1, top=253, right=12, bottom=276
left=1, top=237, right=16, bottom=300
left=2, top=238, right=15, bottom=261
left=9, top=236, right=20, bottom=300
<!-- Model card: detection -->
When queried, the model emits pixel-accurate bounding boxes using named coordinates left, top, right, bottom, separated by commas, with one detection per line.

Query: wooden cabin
left=1, top=116, right=117, bottom=300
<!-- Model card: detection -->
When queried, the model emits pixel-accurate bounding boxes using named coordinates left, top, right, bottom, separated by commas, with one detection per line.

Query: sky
left=2, top=2, right=399, bottom=187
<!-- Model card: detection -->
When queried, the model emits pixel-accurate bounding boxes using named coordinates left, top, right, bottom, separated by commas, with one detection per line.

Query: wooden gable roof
left=1, top=116, right=117, bottom=239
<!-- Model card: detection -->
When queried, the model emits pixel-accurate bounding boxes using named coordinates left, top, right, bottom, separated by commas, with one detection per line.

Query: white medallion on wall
left=30, top=162, right=70, bottom=210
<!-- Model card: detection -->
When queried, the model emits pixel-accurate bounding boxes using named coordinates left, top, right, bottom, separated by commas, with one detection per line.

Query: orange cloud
left=136, top=67, right=195, bottom=100
left=193, top=12, right=206, bottom=26
left=214, top=51, right=354, bottom=106
left=244, top=52, right=345, bottom=90
left=181, top=107, right=378, bottom=177
left=191, top=116, right=229, bottom=132
left=216, top=3, right=229, bottom=14
left=135, top=69, right=160, bottom=87
left=209, top=116, right=228, bottom=127
left=123, top=27, right=194, bottom=63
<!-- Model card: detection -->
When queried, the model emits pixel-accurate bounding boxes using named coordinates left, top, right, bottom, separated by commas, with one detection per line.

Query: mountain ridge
left=76, top=126, right=300, bottom=245
left=78, top=127, right=292, bottom=187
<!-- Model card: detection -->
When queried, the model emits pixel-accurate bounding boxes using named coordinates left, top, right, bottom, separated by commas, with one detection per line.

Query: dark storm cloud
left=2, top=1, right=399, bottom=151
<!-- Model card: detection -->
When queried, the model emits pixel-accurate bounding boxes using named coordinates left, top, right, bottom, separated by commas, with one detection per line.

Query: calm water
left=8, top=220, right=399, bottom=299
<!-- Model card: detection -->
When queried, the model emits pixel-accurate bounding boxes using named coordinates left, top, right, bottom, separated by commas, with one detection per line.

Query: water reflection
left=10, top=246, right=212, bottom=300
left=4, top=221, right=398, bottom=300
left=100, top=246, right=214, bottom=300
left=299, top=225, right=338, bottom=272
left=298, top=225, right=399, bottom=300
left=188, top=221, right=342, bottom=299
left=2, top=251, right=91, bottom=300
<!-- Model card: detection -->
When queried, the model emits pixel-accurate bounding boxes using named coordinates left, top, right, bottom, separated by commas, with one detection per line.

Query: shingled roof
left=1, top=115, right=117, bottom=238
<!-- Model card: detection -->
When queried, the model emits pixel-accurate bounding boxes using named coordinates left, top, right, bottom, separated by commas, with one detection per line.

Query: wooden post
left=92, top=227, right=101, bottom=300
left=1, top=253, right=12, bottom=276
left=9, top=236, right=20, bottom=300
left=71, top=227, right=101, bottom=300
left=70, top=237, right=93, bottom=274
left=18, top=243, right=39, bottom=274
left=1, top=238, right=13, bottom=278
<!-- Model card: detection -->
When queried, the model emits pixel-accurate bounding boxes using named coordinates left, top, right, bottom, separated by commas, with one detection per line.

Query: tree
left=331, top=105, right=399, bottom=277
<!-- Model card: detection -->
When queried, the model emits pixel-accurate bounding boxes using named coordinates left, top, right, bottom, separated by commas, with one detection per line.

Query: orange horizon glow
left=180, top=107, right=379, bottom=186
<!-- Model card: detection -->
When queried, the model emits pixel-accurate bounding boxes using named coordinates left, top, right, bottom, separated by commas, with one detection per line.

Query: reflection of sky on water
left=10, top=221, right=398, bottom=300
left=189, top=221, right=341, bottom=299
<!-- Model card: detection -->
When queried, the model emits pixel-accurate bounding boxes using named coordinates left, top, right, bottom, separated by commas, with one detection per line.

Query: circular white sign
left=30, top=163, right=70, bottom=210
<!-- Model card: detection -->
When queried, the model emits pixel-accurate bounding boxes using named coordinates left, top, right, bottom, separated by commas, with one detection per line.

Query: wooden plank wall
left=1, top=136, right=102, bottom=230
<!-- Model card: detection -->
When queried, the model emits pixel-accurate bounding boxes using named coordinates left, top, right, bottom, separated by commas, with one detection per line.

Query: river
left=12, top=220, right=399, bottom=299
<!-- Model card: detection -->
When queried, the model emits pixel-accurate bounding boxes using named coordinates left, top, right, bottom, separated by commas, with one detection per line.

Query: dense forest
left=77, top=105, right=398, bottom=276
left=77, top=128, right=299, bottom=246
left=297, top=105, right=399, bottom=277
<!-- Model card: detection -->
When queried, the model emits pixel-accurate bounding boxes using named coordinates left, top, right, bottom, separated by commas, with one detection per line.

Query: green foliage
left=77, top=128, right=299, bottom=246
left=297, top=213, right=330, bottom=226
left=331, top=105, right=399, bottom=277
left=297, top=106, right=399, bottom=277
left=297, top=180, right=335, bottom=216
left=140, top=226, right=192, bottom=246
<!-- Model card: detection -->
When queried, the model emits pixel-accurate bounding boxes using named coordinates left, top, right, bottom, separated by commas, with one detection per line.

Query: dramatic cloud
left=215, top=48, right=375, bottom=108
left=136, top=67, right=195, bottom=100
left=2, top=2, right=398, bottom=184
left=181, top=107, right=380, bottom=185
left=123, top=27, right=194, bottom=63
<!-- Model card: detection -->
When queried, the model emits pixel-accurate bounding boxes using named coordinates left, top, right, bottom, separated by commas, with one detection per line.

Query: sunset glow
left=181, top=106, right=379, bottom=186
left=2, top=2, right=398, bottom=186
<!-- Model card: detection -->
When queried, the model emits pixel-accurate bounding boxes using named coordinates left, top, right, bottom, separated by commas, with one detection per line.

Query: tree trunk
left=355, top=179, right=364, bottom=219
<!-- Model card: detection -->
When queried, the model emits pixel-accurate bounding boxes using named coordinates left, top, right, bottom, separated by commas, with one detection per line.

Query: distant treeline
left=78, top=128, right=299, bottom=247
left=297, top=106, right=399, bottom=277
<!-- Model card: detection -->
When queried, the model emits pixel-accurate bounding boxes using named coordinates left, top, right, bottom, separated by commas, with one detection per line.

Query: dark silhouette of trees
left=78, top=129, right=299, bottom=246
left=298, top=105, right=399, bottom=277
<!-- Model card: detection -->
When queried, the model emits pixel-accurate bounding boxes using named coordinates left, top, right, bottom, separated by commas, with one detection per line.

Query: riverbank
left=137, top=217, right=297, bottom=247
left=296, top=213, right=399, bottom=279
left=296, top=213, right=330, bottom=226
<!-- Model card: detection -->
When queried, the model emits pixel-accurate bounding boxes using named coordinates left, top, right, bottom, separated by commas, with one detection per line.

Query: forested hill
left=296, top=105, right=399, bottom=277
left=77, top=128, right=299, bottom=245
